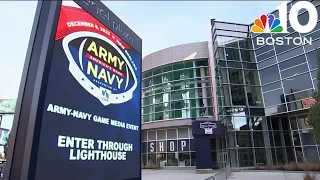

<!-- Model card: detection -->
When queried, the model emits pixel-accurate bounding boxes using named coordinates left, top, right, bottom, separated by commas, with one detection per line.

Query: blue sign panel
left=33, top=1, right=141, bottom=180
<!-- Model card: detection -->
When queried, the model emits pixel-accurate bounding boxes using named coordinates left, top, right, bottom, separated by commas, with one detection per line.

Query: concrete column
left=200, top=67, right=208, bottom=115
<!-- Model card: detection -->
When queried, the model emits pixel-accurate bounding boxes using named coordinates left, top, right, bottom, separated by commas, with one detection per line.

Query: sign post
left=192, top=120, right=224, bottom=171
left=4, top=1, right=142, bottom=180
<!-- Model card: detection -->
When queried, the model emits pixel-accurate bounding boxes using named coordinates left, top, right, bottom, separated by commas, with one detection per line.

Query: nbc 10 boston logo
left=62, top=31, right=137, bottom=106
left=251, top=1, right=319, bottom=46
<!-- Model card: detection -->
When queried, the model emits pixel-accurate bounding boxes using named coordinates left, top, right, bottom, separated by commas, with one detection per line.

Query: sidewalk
left=229, top=171, right=320, bottom=180
left=142, top=169, right=215, bottom=180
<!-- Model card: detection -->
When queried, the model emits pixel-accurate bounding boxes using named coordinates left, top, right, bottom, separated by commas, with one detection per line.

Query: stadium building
left=142, top=0, right=320, bottom=168
left=141, top=41, right=216, bottom=167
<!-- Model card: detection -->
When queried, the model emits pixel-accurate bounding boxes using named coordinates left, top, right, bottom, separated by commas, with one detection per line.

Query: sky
left=0, top=1, right=282, bottom=99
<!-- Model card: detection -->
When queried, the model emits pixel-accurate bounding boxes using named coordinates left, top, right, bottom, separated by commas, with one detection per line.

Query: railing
left=204, top=162, right=231, bottom=180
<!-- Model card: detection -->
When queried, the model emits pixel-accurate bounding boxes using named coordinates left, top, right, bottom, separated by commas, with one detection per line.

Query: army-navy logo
left=62, top=31, right=137, bottom=106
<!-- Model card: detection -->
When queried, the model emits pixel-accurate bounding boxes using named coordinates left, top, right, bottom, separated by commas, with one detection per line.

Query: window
left=297, top=116, right=312, bottom=129
left=304, top=38, right=320, bottom=52
left=281, top=117, right=290, bottom=130
left=221, top=85, right=231, bottom=106
left=224, top=31, right=238, bottom=37
left=185, top=61, right=193, bottom=68
left=255, top=45, right=274, bottom=57
left=236, top=132, right=252, bottom=147
left=143, top=78, right=152, bottom=88
left=250, top=108, right=265, bottom=116
left=225, top=39, right=239, bottom=48
left=239, top=38, right=253, bottom=49
left=173, top=70, right=184, bottom=81
left=230, top=85, right=246, bottom=105
left=143, top=106, right=153, bottom=115
left=162, top=72, right=173, bottom=82
left=227, top=61, right=242, bottom=68
left=218, top=60, right=227, bottom=67
left=163, top=65, right=172, bottom=72
left=195, top=59, right=208, bottom=67
left=246, top=86, right=263, bottom=106
left=300, top=130, right=316, bottom=146
left=253, top=132, right=265, bottom=147
left=311, top=0, right=320, bottom=6
left=304, top=146, right=319, bottom=163
left=153, top=75, right=162, bottom=85
left=240, top=50, right=255, bottom=62
left=144, top=70, right=152, bottom=78
left=280, top=63, right=309, bottom=79
left=221, top=23, right=236, bottom=31
left=287, top=101, right=304, bottom=111
left=286, top=89, right=314, bottom=102
left=256, top=50, right=275, bottom=62
left=257, top=57, right=277, bottom=69
left=305, top=29, right=320, bottom=40
left=279, top=54, right=307, bottom=70
left=238, top=149, right=254, bottom=167
left=282, top=73, right=313, bottom=94
left=262, top=81, right=282, bottom=92
left=314, top=79, right=318, bottom=91
left=244, top=70, right=260, bottom=85
left=271, top=117, right=280, bottom=130
left=236, top=25, right=249, bottom=32
left=283, top=132, right=292, bottom=146
left=153, top=68, right=162, bottom=76
left=277, top=47, right=304, bottom=63
left=274, top=32, right=301, bottom=54
left=263, top=89, right=285, bottom=107
left=225, top=48, right=240, bottom=61
left=306, top=49, right=320, bottom=70
left=173, top=62, right=184, bottom=70
left=229, top=69, right=244, bottom=84
left=265, top=104, right=287, bottom=115
left=290, top=117, right=298, bottom=130
left=311, top=70, right=317, bottom=79
left=216, top=48, right=226, bottom=60
left=259, top=65, right=280, bottom=85
left=242, top=63, right=257, bottom=69
left=220, top=68, right=229, bottom=84
left=255, top=149, right=267, bottom=165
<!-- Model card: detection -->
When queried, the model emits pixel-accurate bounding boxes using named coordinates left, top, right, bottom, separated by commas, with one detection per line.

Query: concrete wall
left=142, top=41, right=209, bottom=71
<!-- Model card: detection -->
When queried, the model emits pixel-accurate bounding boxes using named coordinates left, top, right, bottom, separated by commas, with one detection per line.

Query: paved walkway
left=142, top=169, right=214, bottom=180
left=229, top=171, right=320, bottom=180
left=142, top=170, right=320, bottom=180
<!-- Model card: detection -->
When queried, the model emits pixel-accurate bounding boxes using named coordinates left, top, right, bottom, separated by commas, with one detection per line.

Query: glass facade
left=253, top=2, right=320, bottom=115
left=142, top=59, right=214, bottom=123
left=211, top=0, right=320, bottom=167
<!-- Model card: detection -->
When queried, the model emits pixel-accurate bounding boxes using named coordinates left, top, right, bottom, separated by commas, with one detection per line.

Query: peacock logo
left=251, top=14, right=283, bottom=33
